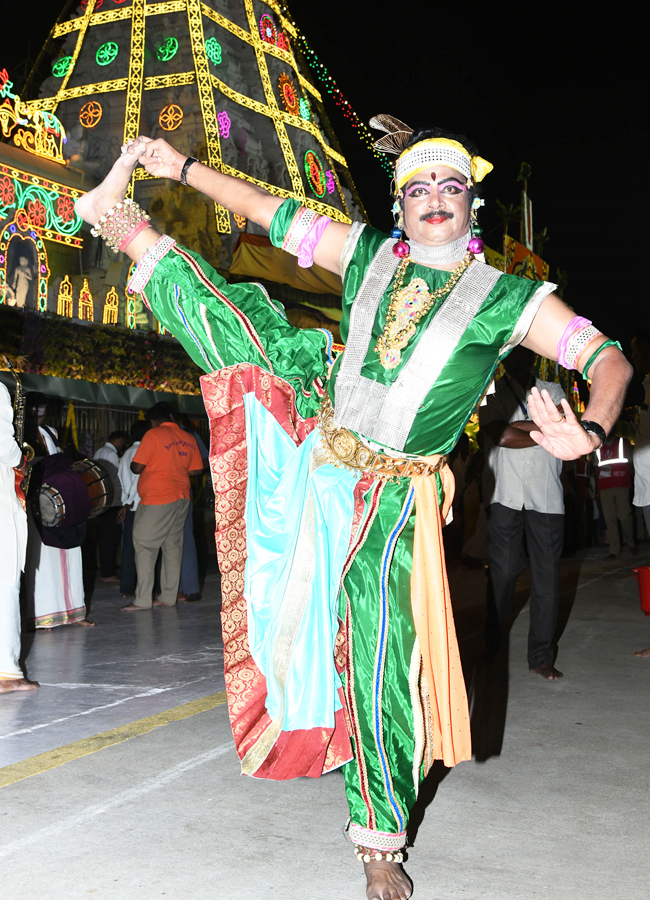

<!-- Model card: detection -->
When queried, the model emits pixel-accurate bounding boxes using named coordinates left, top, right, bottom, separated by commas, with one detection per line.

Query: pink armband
left=296, top=214, right=331, bottom=268
left=557, top=316, right=602, bottom=370
left=281, top=205, right=331, bottom=268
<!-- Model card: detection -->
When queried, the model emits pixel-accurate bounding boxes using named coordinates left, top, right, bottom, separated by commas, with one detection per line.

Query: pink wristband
left=297, top=215, right=331, bottom=268
left=119, top=220, right=151, bottom=253
left=557, top=316, right=591, bottom=368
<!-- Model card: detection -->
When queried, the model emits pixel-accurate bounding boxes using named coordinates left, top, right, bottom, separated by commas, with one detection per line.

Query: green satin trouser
left=339, top=475, right=442, bottom=839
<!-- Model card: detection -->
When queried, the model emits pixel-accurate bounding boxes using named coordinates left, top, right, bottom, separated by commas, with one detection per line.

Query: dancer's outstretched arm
left=138, top=137, right=351, bottom=276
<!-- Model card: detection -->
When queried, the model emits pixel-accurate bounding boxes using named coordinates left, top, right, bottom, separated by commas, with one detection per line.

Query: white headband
left=395, top=138, right=493, bottom=190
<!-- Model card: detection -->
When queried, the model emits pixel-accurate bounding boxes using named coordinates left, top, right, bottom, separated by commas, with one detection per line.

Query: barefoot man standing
left=76, top=122, right=631, bottom=899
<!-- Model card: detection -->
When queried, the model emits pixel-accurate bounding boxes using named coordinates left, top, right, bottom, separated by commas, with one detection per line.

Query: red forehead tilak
left=431, top=172, right=437, bottom=181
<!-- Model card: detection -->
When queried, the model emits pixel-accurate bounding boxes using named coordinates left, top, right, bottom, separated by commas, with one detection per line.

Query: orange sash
left=410, top=464, right=471, bottom=767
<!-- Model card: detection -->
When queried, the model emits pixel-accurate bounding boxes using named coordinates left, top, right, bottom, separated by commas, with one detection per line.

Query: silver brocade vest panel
left=333, top=240, right=503, bottom=451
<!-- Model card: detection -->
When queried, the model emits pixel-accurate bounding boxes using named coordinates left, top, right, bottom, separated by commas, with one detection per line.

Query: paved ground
left=0, top=568, right=225, bottom=767
left=1, top=550, right=648, bottom=899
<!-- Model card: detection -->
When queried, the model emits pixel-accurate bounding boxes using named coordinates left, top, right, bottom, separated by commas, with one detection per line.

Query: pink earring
left=390, top=199, right=409, bottom=258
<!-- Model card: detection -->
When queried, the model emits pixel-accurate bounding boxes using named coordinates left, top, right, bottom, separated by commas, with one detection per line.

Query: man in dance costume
left=76, top=121, right=630, bottom=900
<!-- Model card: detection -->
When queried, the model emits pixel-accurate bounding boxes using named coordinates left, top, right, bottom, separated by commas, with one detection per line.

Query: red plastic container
left=633, top=567, right=650, bottom=616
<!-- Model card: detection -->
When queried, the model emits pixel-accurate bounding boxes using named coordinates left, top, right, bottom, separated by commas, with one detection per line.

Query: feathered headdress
left=370, top=114, right=493, bottom=188
left=369, top=114, right=413, bottom=156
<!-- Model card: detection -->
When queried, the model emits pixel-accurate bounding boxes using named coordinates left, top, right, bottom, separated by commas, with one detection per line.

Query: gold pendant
left=377, top=277, right=432, bottom=370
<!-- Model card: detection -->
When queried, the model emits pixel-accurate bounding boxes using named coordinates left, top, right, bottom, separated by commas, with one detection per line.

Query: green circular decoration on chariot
left=157, top=37, right=178, bottom=62
left=52, top=57, right=72, bottom=78
left=205, top=37, right=222, bottom=65
left=96, top=42, right=119, bottom=67
left=304, top=151, right=326, bottom=197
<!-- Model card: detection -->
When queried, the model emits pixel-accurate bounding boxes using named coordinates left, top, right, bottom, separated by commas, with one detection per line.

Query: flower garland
left=0, top=306, right=203, bottom=394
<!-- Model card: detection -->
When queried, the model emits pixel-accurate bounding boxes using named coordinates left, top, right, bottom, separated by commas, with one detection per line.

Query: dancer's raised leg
left=75, top=138, right=160, bottom=264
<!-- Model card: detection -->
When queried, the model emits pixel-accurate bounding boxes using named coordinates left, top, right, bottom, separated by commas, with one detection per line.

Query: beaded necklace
left=375, top=252, right=472, bottom=370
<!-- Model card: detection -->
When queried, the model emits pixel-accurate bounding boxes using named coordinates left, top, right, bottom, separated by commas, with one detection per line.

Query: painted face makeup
left=403, top=176, right=469, bottom=202
left=400, top=165, right=473, bottom=253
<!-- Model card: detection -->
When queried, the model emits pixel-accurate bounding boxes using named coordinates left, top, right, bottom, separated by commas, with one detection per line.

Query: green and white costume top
left=270, top=201, right=556, bottom=455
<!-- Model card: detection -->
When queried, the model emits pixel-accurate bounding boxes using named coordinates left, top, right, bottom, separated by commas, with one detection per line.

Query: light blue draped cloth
left=243, top=393, right=357, bottom=732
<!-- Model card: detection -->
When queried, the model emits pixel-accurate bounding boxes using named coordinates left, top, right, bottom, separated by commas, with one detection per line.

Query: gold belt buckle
left=317, top=396, right=445, bottom=482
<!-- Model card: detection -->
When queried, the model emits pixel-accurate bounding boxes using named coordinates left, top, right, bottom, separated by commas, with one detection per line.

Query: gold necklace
left=375, top=252, right=472, bottom=370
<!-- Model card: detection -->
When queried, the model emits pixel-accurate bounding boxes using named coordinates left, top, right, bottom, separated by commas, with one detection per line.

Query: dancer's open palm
left=139, top=138, right=186, bottom=180
left=528, top=387, right=599, bottom=460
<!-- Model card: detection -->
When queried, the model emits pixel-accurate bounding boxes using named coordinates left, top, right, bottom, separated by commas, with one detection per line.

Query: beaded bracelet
left=90, top=199, right=151, bottom=253
left=354, top=844, right=404, bottom=864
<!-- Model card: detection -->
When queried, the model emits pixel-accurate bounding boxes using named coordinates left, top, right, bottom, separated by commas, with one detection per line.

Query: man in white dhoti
left=23, top=395, right=94, bottom=629
left=0, top=383, right=38, bottom=691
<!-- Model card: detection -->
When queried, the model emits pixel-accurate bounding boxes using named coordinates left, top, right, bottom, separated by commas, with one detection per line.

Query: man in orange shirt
left=122, top=402, right=203, bottom=611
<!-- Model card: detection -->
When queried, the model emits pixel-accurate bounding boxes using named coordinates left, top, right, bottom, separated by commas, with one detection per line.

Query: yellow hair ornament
left=471, top=155, right=494, bottom=183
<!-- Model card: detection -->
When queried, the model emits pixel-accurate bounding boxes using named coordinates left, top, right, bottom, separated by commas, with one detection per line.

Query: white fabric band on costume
left=282, top=205, right=331, bottom=268
left=396, top=144, right=471, bottom=188
left=348, top=823, right=407, bottom=851
left=128, top=235, right=176, bottom=294
left=282, top=206, right=320, bottom=256
left=334, top=246, right=503, bottom=451
left=340, top=221, right=366, bottom=279
left=408, top=232, right=470, bottom=265
left=563, top=325, right=601, bottom=370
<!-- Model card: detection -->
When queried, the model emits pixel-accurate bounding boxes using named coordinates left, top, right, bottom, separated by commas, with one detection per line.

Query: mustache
left=421, top=210, right=454, bottom=222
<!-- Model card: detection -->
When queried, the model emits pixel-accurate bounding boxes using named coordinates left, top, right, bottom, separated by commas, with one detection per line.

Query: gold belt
left=316, top=395, right=445, bottom=482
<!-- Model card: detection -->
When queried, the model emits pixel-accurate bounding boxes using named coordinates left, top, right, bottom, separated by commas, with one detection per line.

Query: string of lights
left=295, top=32, right=392, bottom=177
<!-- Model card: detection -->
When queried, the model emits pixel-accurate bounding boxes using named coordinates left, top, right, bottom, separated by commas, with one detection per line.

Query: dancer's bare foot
left=634, top=647, right=650, bottom=657
left=74, top=618, right=96, bottom=627
left=530, top=664, right=563, bottom=680
left=121, top=603, right=149, bottom=612
left=0, top=677, right=39, bottom=693
left=74, top=137, right=150, bottom=226
left=153, top=598, right=174, bottom=607
left=364, top=861, right=412, bottom=900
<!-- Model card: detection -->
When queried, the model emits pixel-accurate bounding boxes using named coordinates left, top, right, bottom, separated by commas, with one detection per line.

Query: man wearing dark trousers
left=480, top=346, right=566, bottom=680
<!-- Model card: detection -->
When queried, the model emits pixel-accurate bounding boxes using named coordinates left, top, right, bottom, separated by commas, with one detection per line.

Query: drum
left=37, top=459, right=114, bottom=527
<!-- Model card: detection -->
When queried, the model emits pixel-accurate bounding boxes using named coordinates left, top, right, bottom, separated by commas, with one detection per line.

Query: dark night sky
left=3, top=2, right=644, bottom=351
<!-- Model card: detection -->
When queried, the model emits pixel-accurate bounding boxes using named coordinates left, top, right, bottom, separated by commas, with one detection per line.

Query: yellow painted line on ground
left=0, top=690, right=227, bottom=790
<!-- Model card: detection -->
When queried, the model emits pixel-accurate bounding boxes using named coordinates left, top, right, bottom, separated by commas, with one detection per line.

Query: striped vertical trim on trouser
left=340, top=477, right=421, bottom=843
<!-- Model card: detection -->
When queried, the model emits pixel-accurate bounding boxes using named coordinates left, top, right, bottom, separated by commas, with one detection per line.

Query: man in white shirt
left=118, top=420, right=149, bottom=596
left=0, top=383, right=38, bottom=692
left=480, top=346, right=566, bottom=680
left=630, top=329, right=650, bottom=659
left=631, top=330, right=650, bottom=545
left=93, top=430, right=129, bottom=583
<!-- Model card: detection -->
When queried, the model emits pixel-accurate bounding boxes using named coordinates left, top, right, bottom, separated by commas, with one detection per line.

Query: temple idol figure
left=7, top=254, right=34, bottom=308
